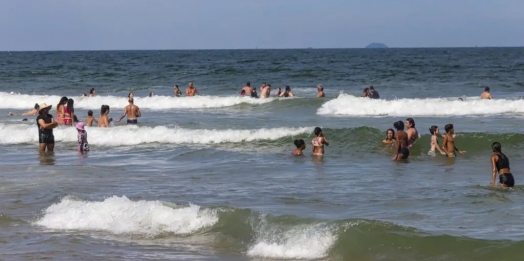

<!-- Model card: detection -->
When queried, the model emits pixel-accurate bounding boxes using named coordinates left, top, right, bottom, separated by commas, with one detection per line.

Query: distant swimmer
left=98, top=105, right=112, bottom=127
left=480, top=87, right=493, bottom=99
left=128, top=92, right=134, bottom=99
left=251, top=88, right=259, bottom=98
left=458, top=98, right=464, bottom=101
left=9, top=103, right=39, bottom=116
left=383, top=128, right=396, bottom=145
left=274, top=87, right=282, bottom=97
left=76, top=122, right=89, bottom=153
left=241, top=82, right=254, bottom=96
left=280, top=86, right=294, bottom=97
left=405, top=118, right=419, bottom=148
left=85, top=110, right=98, bottom=126
left=362, top=88, right=369, bottom=97
left=428, top=126, right=446, bottom=156
left=81, top=93, right=87, bottom=97
left=442, top=124, right=466, bottom=157
left=149, top=92, right=154, bottom=97
left=367, top=86, right=380, bottom=99
left=174, top=85, right=182, bottom=97
left=312, top=127, right=329, bottom=156
left=292, top=139, right=306, bottom=156
left=186, top=82, right=199, bottom=96
left=117, top=98, right=141, bottom=124
left=490, top=142, right=514, bottom=188
left=36, top=103, right=58, bottom=152
left=56, top=96, right=68, bottom=125
left=393, top=121, right=409, bottom=160
left=89, top=88, right=96, bottom=97
left=259, top=82, right=266, bottom=93
left=240, top=90, right=246, bottom=96
left=260, top=84, right=271, bottom=98
left=316, top=84, right=325, bottom=98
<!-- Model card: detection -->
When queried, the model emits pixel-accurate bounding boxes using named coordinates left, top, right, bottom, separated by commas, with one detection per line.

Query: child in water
left=292, top=139, right=306, bottom=156
left=76, top=122, right=89, bottom=152
left=428, top=126, right=446, bottom=156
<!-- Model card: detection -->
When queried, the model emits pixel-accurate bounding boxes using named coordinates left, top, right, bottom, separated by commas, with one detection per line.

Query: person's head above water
left=444, top=124, right=454, bottom=134
left=393, top=121, right=404, bottom=131
left=294, top=139, right=305, bottom=149
left=67, top=99, right=74, bottom=111
left=246, top=82, right=251, bottom=87
left=485, top=87, right=490, bottom=92
left=58, top=97, right=68, bottom=106
left=363, top=87, right=369, bottom=93
left=101, top=105, right=110, bottom=115
left=458, top=98, right=463, bottom=101
left=90, top=88, right=96, bottom=95
left=285, top=86, right=291, bottom=92
left=386, top=129, right=395, bottom=139
left=87, top=110, right=93, bottom=116
left=492, top=142, right=502, bottom=153
left=149, top=92, right=154, bottom=97
left=429, top=125, right=438, bottom=135
left=314, top=127, right=323, bottom=137
left=406, top=118, right=415, bottom=128
left=370, top=86, right=375, bottom=90
left=34, top=103, right=39, bottom=110
left=128, top=92, right=134, bottom=98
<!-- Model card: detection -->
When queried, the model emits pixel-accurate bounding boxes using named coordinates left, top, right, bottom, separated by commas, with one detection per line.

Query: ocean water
left=1, top=48, right=524, bottom=261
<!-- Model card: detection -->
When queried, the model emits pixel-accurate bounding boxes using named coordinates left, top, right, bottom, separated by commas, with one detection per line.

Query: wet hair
left=294, top=139, right=305, bottom=148
left=90, top=88, right=95, bottom=94
left=267, top=84, right=271, bottom=87
left=370, top=86, right=375, bottom=90
left=240, top=90, right=246, bottom=95
left=285, top=86, right=291, bottom=92
left=444, top=124, right=453, bottom=133
left=175, top=85, right=179, bottom=88
left=393, top=121, right=404, bottom=131
left=386, top=128, right=395, bottom=139
left=314, top=127, right=322, bottom=136
left=485, top=87, right=490, bottom=92
left=34, top=103, right=39, bottom=110
left=246, top=82, right=251, bottom=86
left=406, top=118, right=415, bottom=127
left=149, top=92, right=154, bottom=97
left=429, top=125, right=438, bottom=135
left=67, top=99, right=74, bottom=113
left=101, top=105, right=110, bottom=115
left=87, top=110, right=93, bottom=116
left=363, top=88, right=369, bottom=93
left=58, top=97, right=68, bottom=108
left=128, top=92, right=133, bottom=98
left=129, top=98, right=134, bottom=103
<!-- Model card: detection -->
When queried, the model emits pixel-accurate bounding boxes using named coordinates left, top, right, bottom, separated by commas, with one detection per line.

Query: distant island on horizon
left=365, top=43, right=388, bottom=49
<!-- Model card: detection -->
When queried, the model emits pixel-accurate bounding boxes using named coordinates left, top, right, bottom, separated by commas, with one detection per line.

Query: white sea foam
left=247, top=223, right=336, bottom=259
left=0, top=92, right=274, bottom=110
left=35, top=196, right=218, bottom=236
left=0, top=124, right=311, bottom=146
left=317, top=94, right=524, bottom=117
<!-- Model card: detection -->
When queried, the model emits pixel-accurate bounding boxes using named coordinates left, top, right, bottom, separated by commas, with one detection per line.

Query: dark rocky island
left=365, top=43, right=388, bottom=48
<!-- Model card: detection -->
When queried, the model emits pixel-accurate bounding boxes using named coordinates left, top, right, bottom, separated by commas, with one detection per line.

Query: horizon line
left=1, top=46, right=523, bottom=52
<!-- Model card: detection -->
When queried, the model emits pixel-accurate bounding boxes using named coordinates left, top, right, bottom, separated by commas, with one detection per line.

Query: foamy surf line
left=34, top=196, right=218, bottom=236
left=0, top=92, right=275, bottom=110
left=317, top=94, right=524, bottom=117
left=0, top=124, right=312, bottom=146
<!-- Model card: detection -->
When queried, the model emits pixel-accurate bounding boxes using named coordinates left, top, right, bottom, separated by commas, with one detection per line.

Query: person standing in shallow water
left=442, top=124, right=466, bottom=157
left=405, top=118, right=419, bottom=148
left=186, top=82, right=199, bottom=96
left=36, top=103, right=58, bottom=152
left=490, top=142, right=514, bottom=188
left=316, top=85, right=325, bottom=98
left=311, top=127, right=329, bottom=156
left=393, top=121, right=409, bottom=160
left=480, top=87, right=493, bottom=99
left=117, top=98, right=141, bottom=124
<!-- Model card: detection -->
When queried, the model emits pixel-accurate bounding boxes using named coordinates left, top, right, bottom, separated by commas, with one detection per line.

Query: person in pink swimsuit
left=56, top=97, right=68, bottom=125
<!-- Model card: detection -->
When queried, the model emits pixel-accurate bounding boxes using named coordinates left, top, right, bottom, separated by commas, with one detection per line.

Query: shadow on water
left=39, top=152, right=55, bottom=166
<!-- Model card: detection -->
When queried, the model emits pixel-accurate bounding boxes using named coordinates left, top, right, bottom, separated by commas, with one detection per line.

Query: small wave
left=35, top=196, right=218, bottom=236
left=0, top=124, right=312, bottom=146
left=0, top=92, right=275, bottom=110
left=317, top=94, right=524, bottom=117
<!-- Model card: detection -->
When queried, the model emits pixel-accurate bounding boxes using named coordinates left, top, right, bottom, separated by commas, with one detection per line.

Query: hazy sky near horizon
left=0, top=0, right=522, bottom=51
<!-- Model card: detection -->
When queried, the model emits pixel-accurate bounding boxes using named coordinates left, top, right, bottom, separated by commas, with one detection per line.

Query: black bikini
left=496, top=153, right=514, bottom=187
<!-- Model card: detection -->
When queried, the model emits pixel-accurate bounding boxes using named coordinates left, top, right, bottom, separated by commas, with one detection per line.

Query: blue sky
left=0, top=0, right=522, bottom=50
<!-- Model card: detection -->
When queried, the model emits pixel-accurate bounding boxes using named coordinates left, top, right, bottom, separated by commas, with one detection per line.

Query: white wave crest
left=0, top=124, right=311, bottom=146
left=35, top=196, right=218, bottom=236
left=247, top=223, right=336, bottom=259
left=317, top=94, right=524, bottom=117
left=0, top=92, right=274, bottom=110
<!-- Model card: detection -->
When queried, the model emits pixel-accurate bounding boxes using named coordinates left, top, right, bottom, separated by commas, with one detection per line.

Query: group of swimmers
left=239, top=82, right=326, bottom=98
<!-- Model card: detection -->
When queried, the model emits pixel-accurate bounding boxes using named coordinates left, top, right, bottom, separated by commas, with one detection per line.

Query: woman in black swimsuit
left=393, top=121, right=409, bottom=160
left=36, top=103, right=58, bottom=152
left=490, top=142, right=514, bottom=188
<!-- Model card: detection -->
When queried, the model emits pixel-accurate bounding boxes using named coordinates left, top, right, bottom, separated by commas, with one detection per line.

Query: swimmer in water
left=128, top=92, right=134, bottom=99
left=311, top=127, right=329, bottom=156
left=393, top=121, right=409, bottom=160
left=89, top=88, right=96, bottom=97
left=274, top=87, right=282, bottom=97
left=174, top=85, right=182, bottom=97
left=382, top=128, right=396, bottom=145
left=260, top=84, right=271, bottom=98
left=362, top=88, right=369, bottom=97
left=428, top=126, right=446, bottom=156
left=442, top=124, right=466, bottom=157
left=186, top=82, right=199, bottom=96
left=117, top=98, right=141, bottom=124
left=240, top=90, right=246, bottom=96
left=85, top=110, right=98, bottom=126
left=490, top=142, right=514, bottom=188
left=316, top=85, right=325, bottom=98
left=280, top=86, right=294, bottom=97
left=405, top=118, right=419, bottom=148
left=292, top=139, right=306, bottom=156
left=149, top=92, right=154, bottom=97
left=98, top=105, right=112, bottom=127
left=9, top=103, right=40, bottom=116
left=480, top=87, right=493, bottom=99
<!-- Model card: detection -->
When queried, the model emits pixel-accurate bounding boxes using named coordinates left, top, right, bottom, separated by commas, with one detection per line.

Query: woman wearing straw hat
left=36, top=103, right=58, bottom=152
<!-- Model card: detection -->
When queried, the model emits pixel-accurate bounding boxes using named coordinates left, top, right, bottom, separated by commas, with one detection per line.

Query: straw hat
left=38, top=103, right=52, bottom=112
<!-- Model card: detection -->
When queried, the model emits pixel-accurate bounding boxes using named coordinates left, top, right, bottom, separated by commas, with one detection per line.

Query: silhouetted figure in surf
left=367, top=86, right=380, bottom=99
